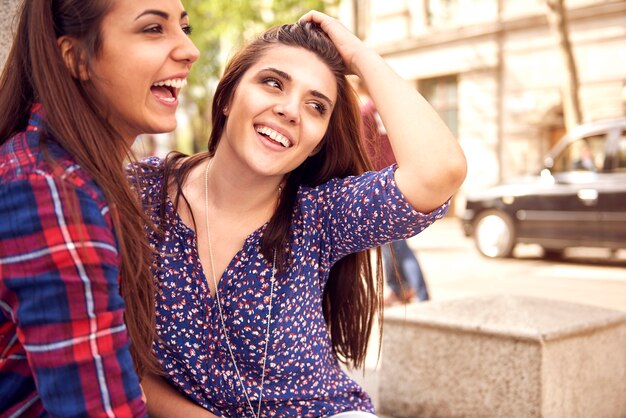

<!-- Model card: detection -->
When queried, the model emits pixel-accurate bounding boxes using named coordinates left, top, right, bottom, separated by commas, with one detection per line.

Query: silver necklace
left=204, top=158, right=276, bottom=418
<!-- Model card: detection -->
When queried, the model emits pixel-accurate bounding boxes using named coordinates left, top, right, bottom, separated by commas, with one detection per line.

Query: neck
left=204, top=155, right=283, bottom=217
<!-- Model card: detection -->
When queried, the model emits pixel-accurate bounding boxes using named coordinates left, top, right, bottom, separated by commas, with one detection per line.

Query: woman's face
left=89, top=0, right=199, bottom=143
left=220, top=45, right=337, bottom=177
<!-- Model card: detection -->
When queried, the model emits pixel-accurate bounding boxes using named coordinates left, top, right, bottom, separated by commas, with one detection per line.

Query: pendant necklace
left=204, top=158, right=276, bottom=418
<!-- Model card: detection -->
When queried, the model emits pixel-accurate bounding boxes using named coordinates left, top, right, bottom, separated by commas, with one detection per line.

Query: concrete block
left=379, top=295, right=626, bottom=418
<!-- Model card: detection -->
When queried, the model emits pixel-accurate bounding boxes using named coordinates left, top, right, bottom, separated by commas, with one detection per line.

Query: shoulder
left=127, top=156, right=164, bottom=184
left=126, top=156, right=165, bottom=202
left=0, top=126, right=46, bottom=181
left=307, top=169, right=391, bottom=195
left=297, top=167, right=419, bottom=219
left=126, top=157, right=164, bottom=183
left=295, top=170, right=389, bottom=210
left=127, top=156, right=164, bottom=176
left=0, top=130, right=107, bottom=208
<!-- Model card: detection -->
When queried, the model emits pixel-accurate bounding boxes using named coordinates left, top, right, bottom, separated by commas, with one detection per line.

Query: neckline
left=164, top=192, right=270, bottom=296
left=166, top=191, right=269, bottom=243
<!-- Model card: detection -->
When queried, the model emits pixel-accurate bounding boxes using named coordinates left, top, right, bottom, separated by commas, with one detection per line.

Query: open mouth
left=256, top=125, right=292, bottom=148
left=151, top=78, right=187, bottom=103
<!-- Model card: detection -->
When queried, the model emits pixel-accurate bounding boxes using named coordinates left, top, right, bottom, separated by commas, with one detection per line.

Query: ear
left=57, top=36, right=90, bottom=81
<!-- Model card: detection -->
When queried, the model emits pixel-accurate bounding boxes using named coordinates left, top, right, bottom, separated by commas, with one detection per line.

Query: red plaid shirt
left=0, top=104, right=147, bottom=417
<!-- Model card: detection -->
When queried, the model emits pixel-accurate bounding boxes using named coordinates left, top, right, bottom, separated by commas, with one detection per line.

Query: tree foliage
left=180, top=0, right=339, bottom=151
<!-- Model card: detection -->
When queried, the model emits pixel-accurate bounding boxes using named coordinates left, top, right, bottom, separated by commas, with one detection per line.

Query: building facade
left=0, top=0, right=20, bottom=70
left=339, top=0, right=626, bottom=213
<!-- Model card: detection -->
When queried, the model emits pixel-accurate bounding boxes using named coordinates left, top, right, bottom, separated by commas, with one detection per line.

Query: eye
left=263, top=77, right=282, bottom=90
left=182, top=25, right=193, bottom=36
left=143, top=24, right=163, bottom=34
left=309, top=101, right=327, bottom=116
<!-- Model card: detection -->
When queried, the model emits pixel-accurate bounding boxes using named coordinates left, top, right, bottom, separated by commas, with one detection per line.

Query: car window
left=552, top=134, right=606, bottom=173
left=615, top=130, right=626, bottom=172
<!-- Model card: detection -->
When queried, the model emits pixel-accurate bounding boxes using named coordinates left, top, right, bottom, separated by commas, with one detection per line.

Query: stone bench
left=379, top=294, right=626, bottom=418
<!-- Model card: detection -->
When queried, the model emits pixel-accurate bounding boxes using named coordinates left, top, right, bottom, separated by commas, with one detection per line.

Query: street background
left=350, top=216, right=626, bottom=414
left=409, top=215, right=626, bottom=313
left=2, top=1, right=624, bottom=415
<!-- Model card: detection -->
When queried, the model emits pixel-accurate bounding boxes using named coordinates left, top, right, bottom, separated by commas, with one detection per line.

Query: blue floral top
left=135, top=158, right=448, bottom=417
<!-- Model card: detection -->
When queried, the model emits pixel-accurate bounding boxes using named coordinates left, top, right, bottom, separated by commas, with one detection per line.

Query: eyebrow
left=263, top=67, right=335, bottom=108
left=135, top=10, right=189, bottom=21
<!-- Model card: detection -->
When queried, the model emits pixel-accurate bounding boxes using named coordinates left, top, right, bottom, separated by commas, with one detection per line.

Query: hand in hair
left=299, top=10, right=467, bottom=213
left=298, top=10, right=371, bottom=77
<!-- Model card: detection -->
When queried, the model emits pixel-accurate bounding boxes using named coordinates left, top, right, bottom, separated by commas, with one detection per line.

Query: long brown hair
left=0, top=0, right=158, bottom=376
left=165, top=22, right=383, bottom=368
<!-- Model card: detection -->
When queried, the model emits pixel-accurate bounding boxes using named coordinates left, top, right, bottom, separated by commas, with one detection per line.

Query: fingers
left=298, top=10, right=340, bottom=35
left=298, top=10, right=325, bottom=25
left=297, top=10, right=364, bottom=73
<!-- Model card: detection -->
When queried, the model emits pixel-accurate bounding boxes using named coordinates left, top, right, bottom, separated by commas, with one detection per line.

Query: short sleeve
left=320, top=165, right=449, bottom=264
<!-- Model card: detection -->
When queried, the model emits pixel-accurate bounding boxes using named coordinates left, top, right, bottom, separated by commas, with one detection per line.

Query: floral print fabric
left=134, top=158, right=448, bottom=417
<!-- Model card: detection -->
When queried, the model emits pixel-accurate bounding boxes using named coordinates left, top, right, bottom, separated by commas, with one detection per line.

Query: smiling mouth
left=256, top=125, right=292, bottom=148
left=151, top=78, right=187, bottom=103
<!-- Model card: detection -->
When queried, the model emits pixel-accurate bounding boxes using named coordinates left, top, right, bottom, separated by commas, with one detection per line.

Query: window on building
left=426, top=0, right=458, bottom=26
left=419, top=75, right=459, bottom=137
left=425, top=0, right=494, bottom=27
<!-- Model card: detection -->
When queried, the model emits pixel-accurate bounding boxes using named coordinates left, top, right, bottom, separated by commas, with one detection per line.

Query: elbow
left=430, top=150, right=467, bottom=206
left=396, top=147, right=467, bottom=212
left=448, top=152, right=468, bottom=193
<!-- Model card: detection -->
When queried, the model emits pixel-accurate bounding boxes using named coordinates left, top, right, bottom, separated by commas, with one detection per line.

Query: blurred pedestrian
left=355, top=77, right=430, bottom=305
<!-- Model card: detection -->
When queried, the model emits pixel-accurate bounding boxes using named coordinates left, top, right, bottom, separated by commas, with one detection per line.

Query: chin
left=149, top=122, right=177, bottom=135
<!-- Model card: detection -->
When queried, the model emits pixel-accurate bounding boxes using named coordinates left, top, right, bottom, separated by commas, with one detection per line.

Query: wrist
left=350, top=49, right=385, bottom=79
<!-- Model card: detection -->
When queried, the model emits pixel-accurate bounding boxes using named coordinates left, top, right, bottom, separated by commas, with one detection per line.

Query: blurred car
left=462, top=117, right=626, bottom=258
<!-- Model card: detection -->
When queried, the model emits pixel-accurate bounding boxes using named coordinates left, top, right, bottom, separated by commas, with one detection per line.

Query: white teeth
left=256, top=126, right=291, bottom=148
left=152, top=78, right=187, bottom=89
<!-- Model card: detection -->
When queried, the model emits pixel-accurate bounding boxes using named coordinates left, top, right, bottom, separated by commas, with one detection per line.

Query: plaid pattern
left=0, top=105, right=146, bottom=417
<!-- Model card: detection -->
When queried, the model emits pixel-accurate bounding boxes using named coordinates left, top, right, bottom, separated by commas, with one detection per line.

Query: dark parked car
left=462, top=117, right=626, bottom=258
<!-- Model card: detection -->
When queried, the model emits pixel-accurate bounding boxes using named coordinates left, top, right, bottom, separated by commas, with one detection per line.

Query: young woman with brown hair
left=0, top=0, right=199, bottom=416
left=136, top=11, right=466, bottom=418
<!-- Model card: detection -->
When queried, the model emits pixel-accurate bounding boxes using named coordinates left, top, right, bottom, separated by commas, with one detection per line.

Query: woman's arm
left=301, top=11, right=467, bottom=213
left=0, top=177, right=146, bottom=417
left=142, top=373, right=219, bottom=418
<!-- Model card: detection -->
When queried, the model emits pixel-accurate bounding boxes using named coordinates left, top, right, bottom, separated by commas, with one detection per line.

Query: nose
left=173, top=31, right=200, bottom=65
left=273, top=98, right=300, bottom=125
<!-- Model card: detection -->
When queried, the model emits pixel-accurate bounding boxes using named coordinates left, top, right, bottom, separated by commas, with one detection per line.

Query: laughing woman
left=135, top=11, right=466, bottom=418
left=0, top=0, right=200, bottom=416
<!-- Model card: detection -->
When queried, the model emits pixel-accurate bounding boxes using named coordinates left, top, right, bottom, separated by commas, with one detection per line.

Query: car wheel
left=543, top=248, right=564, bottom=259
left=473, top=211, right=516, bottom=258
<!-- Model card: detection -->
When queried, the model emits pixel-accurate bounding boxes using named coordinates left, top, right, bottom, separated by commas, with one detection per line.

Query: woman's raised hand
left=298, top=10, right=372, bottom=77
